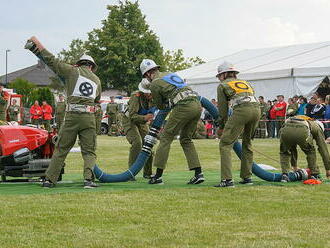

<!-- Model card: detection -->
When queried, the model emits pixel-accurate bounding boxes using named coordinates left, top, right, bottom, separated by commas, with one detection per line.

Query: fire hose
left=93, top=97, right=308, bottom=182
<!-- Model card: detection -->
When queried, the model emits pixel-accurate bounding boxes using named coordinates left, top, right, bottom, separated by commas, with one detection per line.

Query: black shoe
left=128, top=177, right=136, bottom=181
left=281, top=173, right=290, bottom=183
left=239, top=178, right=253, bottom=185
left=187, top=173, right=205, bottom=184
left=148, top=176, right=163, bottom=185
left=84, top=180, right=98, bottom=189
left=143, top=174, right=151, bottom=179
left=42, top=180, right=55, bottom=188
left=311, top=174, right=321, bottom=180
left=214, top=179, right=234, bottom=188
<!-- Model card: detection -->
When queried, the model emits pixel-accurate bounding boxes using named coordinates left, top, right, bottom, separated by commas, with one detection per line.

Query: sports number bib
left=226, top=80, right=254, bottom=94
left=162, top=73, right=187, bottom=88
left=72, top=72, right=98, bottom=99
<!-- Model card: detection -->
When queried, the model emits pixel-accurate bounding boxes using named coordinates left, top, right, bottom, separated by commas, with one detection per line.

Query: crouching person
left=25, top=36, right=101, bottom=188
left=122, top=78, right=154, bottom=179
left=140, top=59, right=204, bottom=185
left=279, top=116, right=321, bottom=182
left=283, top=116, right=330, bottom=180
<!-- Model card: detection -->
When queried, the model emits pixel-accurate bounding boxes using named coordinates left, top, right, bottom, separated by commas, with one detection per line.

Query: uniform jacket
left=106, top=102, right=119, bottom=115
left=149, top=71, right=197, bottom=110
left=42, top=104, right=53, bottom=120
left=217, top=77, right=258, bottom=129
left=39, top=50, right=101, bottom=106
left=286, top=103, right=298, bottom=117
left=8, top=104, right=19, bottom=120
left=30, top=105, right=42, bottom=119
left=122, top=91, right=153, bottom=131
left=259, top=102, right=268, bottom=119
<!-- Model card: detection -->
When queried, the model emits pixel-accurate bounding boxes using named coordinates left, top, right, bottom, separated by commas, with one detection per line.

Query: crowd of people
left=193, top=93, right=330, bottom=141
left=255, top=93, right=330, bottom=140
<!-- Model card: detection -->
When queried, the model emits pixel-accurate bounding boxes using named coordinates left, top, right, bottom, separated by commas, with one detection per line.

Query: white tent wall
left=178, top=42, right=330, bottom=101
left=250, top=78, right=294, bottom=101
left=294, top=76, right=326, bottom=97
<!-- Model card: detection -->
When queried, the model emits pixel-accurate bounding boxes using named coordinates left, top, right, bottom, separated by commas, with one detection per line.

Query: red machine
left=0, top=125, right=61, bottom=182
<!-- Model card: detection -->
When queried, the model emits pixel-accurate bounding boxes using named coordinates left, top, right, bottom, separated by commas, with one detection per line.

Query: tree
left=58, top=39, right=87, bottom=64
left=35, top=87, right=55, bottom=107
left=163, top=49, right=205, bottom=72
left=8, top=78, right=37, bottom=107
left=85, top=0, right=165, bottom=94
left=8, top=79, right=55, bottom=107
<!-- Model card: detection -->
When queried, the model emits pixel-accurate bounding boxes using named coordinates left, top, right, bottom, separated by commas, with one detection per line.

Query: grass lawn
left=0, top=136, right=329, bottom=248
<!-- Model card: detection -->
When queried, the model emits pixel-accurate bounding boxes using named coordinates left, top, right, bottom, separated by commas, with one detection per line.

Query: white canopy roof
left=177, top=42, right=330, bottom=100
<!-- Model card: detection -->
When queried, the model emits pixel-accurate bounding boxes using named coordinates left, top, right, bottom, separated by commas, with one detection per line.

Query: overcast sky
left=1, top=0, right=330, bottom=75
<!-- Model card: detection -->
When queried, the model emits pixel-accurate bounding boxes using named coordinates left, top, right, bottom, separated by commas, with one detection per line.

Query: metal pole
left=5, top=49, right=10, bottom=85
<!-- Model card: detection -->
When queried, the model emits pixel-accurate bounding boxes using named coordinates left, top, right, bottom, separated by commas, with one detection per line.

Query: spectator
left=293, top=95, right=299, bottom=104
left=310, top=98, right=325, bottom=119
left=266, top=100, right=273, bottom=138
left=8, top=99, right=20, bottom=122
left=30, top=100, right=42, bottom=125
left=42, top=100, right=53, bottom=131
left=286, top=98, right=298, bottom=117
left=306, top=97, right=317, bottom=117
left=324, top=95, right=330, bottom=139
left=205, top=120, right=214, bottom=139
left=274, top=95, right=287, bottom=138
left=256, top=96, right=268, bottom=138
left=269, top=99, right=277, bottom=138
left=297, top=97, right=307, bottom=115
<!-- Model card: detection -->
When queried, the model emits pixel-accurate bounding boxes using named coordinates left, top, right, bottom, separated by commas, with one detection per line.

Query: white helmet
left=315, top=120, right=325, bottom=132
left=140, top=59, right=160, bottom=76
left=138, top=78, right=151, bottom=93
left=216, top=61, right=239, bottom=76
left=76, top=54, right=97, bottom=70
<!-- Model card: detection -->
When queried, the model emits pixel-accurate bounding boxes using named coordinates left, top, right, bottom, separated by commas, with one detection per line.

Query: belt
left=232, top=96, right=258, bottom=107
left=66, top=104, right=96, bottom=113
left=285, top=119, right=310, bottom=128
left=172, top=90, right=198, bottom=105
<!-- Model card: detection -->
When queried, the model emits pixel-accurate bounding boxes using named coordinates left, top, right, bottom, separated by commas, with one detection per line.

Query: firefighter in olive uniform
left=0, top=85, right=8, bottom=121
left=95, top=103, right=103, bottom=135
left=122, top=78, right=154, bottom=178
left=55, top=94, right=66, bottom=131
left=25, top=36, right=101, bottom=188
left=140, top=59, right=204, bottom=185
left=107, top=96, right=119, bottom=136
left=280, top=115, right=330, bottom=181
left=214, top=61, right=261, bottom=187
left=8, top=99, right=20, bottom=122
left=256, top=96, right=268, bottom=138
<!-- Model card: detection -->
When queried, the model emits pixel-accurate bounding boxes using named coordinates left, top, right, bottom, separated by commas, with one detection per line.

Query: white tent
left=177, top=41, right=330, bottom=100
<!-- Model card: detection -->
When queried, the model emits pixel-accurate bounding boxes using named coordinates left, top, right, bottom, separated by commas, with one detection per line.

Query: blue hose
left=199, top=96, right=306, bottom=182
left=94, top=96, right=306, bottom=183
left=93, top=109, right=169, bottom=182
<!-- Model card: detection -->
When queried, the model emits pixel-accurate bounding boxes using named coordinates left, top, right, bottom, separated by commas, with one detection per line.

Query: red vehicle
left=0, top=125, right=62, bottom=182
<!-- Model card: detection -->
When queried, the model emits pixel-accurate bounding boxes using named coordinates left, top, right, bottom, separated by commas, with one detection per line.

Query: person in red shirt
left=274, top=95, right=287, bottom=138
left=42, top=100, right=53, bottom=131
left=30, top=100, right=42, bottom=125
left=267, top=100, right=277, bottom=138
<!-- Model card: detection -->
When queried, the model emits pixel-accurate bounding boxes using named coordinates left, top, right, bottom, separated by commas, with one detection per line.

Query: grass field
left=0, top=137, right=329, bottom=248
